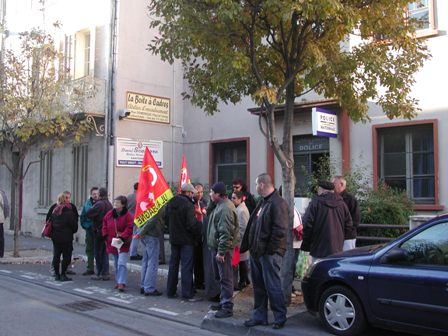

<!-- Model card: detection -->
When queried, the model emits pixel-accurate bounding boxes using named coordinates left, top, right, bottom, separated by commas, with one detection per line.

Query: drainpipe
left=105, top=0, right=118, bottom=194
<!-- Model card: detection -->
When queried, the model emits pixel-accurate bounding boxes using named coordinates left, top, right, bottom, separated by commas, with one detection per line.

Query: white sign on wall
left=312, top=107, right=338, bottom=138
left=116, top=138, right=163, bottom=168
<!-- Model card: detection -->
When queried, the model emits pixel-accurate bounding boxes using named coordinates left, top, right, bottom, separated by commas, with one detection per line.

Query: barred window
left=39, top=150, right=53, bottom=207
left=72, top=144, right=88, bottom=207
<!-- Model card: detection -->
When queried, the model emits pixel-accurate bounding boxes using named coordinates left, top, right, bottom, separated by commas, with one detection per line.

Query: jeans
left=85, top=227, right=94, bottom=272
left=113, top=252, right=129, bottom=285
left=250, top=254, right=287, bottom=324
left=93, top=231, right=109, bottom=276
left=140, top=235, right=160, bottom=293
left=52, top=241, right=73, bottom=276
left=129, top=224, right=139, bottom=256
left=210, top=248, right=234, bottom=311
left=166, top=244, right=194, bottom=298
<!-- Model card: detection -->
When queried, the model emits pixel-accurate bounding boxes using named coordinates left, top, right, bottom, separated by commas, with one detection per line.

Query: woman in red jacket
left=102, top=195, right=133, bottom=291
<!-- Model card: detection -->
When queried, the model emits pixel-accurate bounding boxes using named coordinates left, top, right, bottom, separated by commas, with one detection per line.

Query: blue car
left=301, top=214, right=448, bottom=336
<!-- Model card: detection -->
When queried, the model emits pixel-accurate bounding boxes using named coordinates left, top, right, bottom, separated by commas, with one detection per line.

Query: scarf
left=52, top=203, right=72, bottom=216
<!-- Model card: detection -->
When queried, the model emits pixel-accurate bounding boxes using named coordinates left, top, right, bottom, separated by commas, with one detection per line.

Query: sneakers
left=215, top=309, right=233, bottom=318
left=60, top=274, right=72, bottom=282
left=144, top=290, right=163, bottom=296
left=130, top=254, right=143, bottom=260
left=210, top=303, right=221, bottom=311
left=272, top=322, right=286, bottom=329
left=82, top=270, right=94, bottom=276
left=243, top=319, right=268, bottom=328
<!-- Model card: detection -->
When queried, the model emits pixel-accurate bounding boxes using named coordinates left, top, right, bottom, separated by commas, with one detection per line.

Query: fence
left=357, top=224, right=409, bottom=244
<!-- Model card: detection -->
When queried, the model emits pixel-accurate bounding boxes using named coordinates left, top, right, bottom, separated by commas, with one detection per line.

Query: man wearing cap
left=301, top=180, right=353, bottom=263
left=241, top=173, right=289, bottom=330
left=165, top=183, right=202, bottom=301
left=207, top=181, right=239, bottom=318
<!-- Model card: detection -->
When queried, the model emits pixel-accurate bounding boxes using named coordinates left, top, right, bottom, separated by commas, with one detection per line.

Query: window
left=293, top=135, right=329, bottom=197
left=401, top=222, right=448, bottom=266
left=74, top=30, right=91, bottom=79
left=38, top=150, right=53, bottom=207
left=377, top=124, right=434, bottom=204
left=72, top=144, right=88, bottom=207
left=408, top=0, right=437, bottom=36
left=212, top=140, right=248, bottom=190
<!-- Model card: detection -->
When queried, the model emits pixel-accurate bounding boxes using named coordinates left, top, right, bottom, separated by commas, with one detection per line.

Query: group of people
left=43, top=172, right=359, bottom=330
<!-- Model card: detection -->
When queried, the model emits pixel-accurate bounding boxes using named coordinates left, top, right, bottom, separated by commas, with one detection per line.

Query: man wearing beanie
left=207, top=182, right=239, bottom=318
left=301, top=180, right=353, bottom=263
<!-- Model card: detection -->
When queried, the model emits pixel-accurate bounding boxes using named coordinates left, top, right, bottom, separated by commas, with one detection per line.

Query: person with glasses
left=230, top=179, right=257, bottom=215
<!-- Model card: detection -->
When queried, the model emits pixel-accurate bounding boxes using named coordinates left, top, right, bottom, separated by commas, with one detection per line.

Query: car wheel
left=318, top=285, right=366, bottom=336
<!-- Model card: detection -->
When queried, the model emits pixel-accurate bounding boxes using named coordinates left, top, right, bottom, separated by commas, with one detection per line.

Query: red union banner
left=134, top=147, right=173, bottom=227
left=177, top=154, right=190, bottom=193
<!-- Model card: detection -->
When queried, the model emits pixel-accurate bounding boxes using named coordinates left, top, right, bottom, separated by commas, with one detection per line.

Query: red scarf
left=52, top=203, right=72, bottom=216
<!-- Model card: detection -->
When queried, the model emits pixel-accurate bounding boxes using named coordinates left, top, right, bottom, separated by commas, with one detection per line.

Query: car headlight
left=304, top=258, right=322, bottom=278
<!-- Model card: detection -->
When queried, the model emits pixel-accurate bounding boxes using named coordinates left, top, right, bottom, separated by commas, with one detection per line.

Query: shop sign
left=126, top=91, right=170, bottom=124
left=116, top=137, right=163, bottom=168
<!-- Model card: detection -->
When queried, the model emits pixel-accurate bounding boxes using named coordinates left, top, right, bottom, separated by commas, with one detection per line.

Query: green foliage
left=148, top=0, right=429, bottom=121
left=360, top=183, right=414, bottom=225
left=0, top=28, right=91, bottom=163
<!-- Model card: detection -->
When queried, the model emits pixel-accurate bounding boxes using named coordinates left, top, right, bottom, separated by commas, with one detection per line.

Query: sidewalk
left=1, top=232, right=310, bottom=336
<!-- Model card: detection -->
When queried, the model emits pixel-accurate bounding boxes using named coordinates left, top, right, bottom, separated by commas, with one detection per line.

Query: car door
left=368, top=221, right=448, bottom=332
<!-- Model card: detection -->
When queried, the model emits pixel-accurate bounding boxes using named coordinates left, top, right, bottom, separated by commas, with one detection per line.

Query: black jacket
left=241, top=190, right=288, bottom=258
left=165, top=194, right=201, bottom=245
left=86, top=197, right=113, bottom=231
left=51, top=207, right=78, bottom=243
left=301, top=192, right=353, bottom=258
left=340, top=191, right=360, bottom=239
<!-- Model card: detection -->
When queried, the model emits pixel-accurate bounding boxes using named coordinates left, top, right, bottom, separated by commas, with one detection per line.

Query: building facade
left=0, top=0, right=446, bottom=238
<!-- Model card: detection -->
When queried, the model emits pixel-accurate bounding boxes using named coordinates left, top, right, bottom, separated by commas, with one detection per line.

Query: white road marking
left=73, top=288, right=94, bottom=294
left=45, top=281, right=63, bottom=286
left=0, top=270, right=12, bottom=273
left=20, top=275, right=35, bottom=279
left=106, top=297, right=131, bottom=304
left=148, top=307, right=179, bottom=316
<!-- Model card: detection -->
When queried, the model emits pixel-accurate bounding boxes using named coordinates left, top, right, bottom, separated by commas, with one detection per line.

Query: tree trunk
left=12, top=152, right=23, bottom=258
left=280, top=164, right=296, bottom=305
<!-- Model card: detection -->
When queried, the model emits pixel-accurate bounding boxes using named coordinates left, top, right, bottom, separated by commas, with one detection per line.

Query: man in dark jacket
left=301, top=180, right=353, bottom=261
left=241, top=173, right=289, bottom=330
left=87, top=187, right=112, bottom=280
left=165, top=183, right=202, bottom=300
left=332, top=176, right=360, bottom=251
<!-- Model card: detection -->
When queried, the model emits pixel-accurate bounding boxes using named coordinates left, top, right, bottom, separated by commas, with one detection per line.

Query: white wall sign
left=312, top=107, right=338, bottom=138
left=116, top=138, right=163, bottom=167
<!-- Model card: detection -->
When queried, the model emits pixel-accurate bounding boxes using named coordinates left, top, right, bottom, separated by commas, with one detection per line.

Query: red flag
left=177, top=154, right=190, bottom=193
left=134, top=147, right=173, bottom=227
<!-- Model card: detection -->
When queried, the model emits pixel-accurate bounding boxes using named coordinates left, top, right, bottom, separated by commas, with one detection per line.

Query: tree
left=147, top=0, right=429, bottom=301
left=0, top=28, right=91, bottom=257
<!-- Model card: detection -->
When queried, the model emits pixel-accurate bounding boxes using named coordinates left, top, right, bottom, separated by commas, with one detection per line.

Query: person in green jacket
left=207, top=182, right=239, bottom=319
left=80, top=187, right=99, bottom=275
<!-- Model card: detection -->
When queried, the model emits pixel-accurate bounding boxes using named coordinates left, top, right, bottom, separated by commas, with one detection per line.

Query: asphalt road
left=0, top=272, right=224, bottom=336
